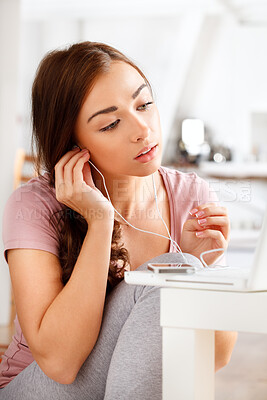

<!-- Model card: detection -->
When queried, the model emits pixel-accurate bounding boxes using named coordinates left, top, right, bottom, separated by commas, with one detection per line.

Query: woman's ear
left=72, top=140, right=82, bottom=149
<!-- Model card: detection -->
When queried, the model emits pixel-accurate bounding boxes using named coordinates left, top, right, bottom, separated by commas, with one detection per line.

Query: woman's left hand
left=180, top=203, right=230, bottom=266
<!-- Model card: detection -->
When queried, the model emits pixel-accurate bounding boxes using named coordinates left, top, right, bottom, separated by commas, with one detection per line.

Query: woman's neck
left=91, top=169, right=162, bottom=219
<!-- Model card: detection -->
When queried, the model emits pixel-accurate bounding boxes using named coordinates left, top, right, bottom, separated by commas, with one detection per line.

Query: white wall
left=17, top=19, right=83, bottom=152
left=164, top=15, right=267, bottom=164
left=0, top=0, right=20, bottom=325
left=235, top=26, right=267, bottom=160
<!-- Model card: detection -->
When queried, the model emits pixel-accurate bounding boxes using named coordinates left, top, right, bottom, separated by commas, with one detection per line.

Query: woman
left=0, top=41, right=237, bottom=399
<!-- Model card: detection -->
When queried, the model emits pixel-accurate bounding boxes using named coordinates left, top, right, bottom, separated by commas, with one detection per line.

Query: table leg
left=162, top=327, right=215, bottom=400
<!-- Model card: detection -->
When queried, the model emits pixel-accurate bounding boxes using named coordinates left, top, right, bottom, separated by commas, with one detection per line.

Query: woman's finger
left=189, top=204, right=230, bottom=239
left=197, top=216, right=230, bottom=237
left=55, top=147, right=80, bottom=169
left=200, top=206, right=227, bottom=217
left=187, top=216, right=229, bottom=229
left=190, top=203, right=217, bottom=215
left=54, top=148, right=80, bottom=187
left=196, top=228, right=226, bottom=244
left=73, top=151, right=94, bottom=188
left=191, top=205, right=228, bottom=218
left=63, top=149, right=88, bottom=185
left=184, top=215, right=230, bottom=241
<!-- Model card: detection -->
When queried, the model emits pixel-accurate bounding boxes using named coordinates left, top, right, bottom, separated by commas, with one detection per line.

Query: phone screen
left=149, top=263, right=194, bottom=268
left=147, top=263, right=196, bottom=274
left=151, top=263, right=179, bottom=268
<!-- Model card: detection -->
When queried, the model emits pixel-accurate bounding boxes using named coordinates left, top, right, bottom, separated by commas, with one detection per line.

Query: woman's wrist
left=85, top=207, right=115, bottom=227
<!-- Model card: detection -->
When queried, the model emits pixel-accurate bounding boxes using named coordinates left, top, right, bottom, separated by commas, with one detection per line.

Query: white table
left=160, top=288, right=267, bottom=400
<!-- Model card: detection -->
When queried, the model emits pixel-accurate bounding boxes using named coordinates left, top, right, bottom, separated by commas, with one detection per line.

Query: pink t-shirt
left=0, top=166, right=218, bottom=388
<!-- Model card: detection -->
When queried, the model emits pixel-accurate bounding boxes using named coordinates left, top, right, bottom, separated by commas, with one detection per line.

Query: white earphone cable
left=88, top=159, right=226, bottom=269
left=88, top=160, right=187, bottom=261
left=151, top=173, right=188, bottom=262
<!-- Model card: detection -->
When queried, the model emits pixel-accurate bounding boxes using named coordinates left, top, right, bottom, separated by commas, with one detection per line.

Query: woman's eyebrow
left=87, top=106, right=118, bottom=123
left=132, top=83, right=147, bottom=99
left=87, top=83, right=147, bottom=123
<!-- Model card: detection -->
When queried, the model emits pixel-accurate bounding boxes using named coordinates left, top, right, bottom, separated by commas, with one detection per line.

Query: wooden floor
left=216, top=332, right=267, bottom=399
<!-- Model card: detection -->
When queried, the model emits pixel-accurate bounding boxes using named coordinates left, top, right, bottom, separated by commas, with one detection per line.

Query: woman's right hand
left=54, top=148, right=114, bottom=223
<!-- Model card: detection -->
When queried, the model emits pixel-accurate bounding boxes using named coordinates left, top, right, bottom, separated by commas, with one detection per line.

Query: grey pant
left=0, top=252, right=185, bottom=400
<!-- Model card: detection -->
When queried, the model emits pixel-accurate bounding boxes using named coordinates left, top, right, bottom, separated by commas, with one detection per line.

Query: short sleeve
left=2, top=179, right=62, bottom=263
left=193, top=174, right=220, bottom=207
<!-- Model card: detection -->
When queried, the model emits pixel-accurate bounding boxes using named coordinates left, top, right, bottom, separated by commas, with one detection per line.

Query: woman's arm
left=8, top=216, right=114, bottom=385
left=215, top=331, right=238, bottom=372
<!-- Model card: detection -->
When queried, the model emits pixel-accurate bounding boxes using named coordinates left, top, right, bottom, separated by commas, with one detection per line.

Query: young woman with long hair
left=0, top=41, right=237, bottom=399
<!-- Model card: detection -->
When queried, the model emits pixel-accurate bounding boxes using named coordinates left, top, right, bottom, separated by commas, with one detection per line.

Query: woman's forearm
left=36, top=218, right=114, bottom=383
left=215, top=331, right=238, bottom=372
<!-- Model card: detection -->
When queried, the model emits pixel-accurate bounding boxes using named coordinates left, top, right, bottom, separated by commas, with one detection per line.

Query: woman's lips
left=134, top=144, right=158, bottom=163
left=134, top=142, right=158, bottom=158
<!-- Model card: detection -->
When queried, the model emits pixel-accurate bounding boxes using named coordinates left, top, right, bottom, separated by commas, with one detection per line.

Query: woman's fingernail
left=196, top=231, right=205, bottom=237
left=189, top=208, right=198, bottom=215
left=196, top=211, right=205, bottom=218
left=198, top=218, right=207, bottom=225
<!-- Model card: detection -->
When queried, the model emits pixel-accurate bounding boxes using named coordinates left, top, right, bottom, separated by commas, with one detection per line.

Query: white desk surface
left=160, top=287, right=267, bottom=400
left=160, top=287, right=267, bottom=334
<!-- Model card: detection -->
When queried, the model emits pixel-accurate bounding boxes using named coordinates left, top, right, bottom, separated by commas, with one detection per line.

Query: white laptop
left=124, top=208, right=267, bottom=292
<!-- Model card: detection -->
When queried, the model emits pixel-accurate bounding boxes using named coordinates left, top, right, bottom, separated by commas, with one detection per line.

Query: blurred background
left=1, top=0, right=267, bottom=397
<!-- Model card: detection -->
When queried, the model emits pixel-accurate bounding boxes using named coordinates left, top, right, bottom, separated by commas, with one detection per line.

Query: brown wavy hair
left=30, top=41, right=152, bottom=293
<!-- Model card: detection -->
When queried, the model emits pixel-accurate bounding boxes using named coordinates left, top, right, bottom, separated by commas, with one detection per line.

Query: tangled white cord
left=88, top=160, right=228, bottom=269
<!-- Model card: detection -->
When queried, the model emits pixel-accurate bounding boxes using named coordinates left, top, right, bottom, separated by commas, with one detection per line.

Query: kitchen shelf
left=167, top=162, right=267, bottom=180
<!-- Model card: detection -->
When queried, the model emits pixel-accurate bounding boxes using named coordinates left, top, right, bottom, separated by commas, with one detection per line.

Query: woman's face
left=75, top=61, right=162, bottom=179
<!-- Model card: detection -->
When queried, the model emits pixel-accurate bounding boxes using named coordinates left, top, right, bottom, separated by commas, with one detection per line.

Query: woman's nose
left=131, top=116, right=151, bottom=142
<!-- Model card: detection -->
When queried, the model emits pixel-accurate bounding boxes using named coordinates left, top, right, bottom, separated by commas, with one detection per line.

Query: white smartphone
left=147, top=263, right=196, bottom=274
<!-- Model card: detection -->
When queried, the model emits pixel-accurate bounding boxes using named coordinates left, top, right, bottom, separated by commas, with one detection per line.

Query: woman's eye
left=138, top=101, right=154, bottom=111
left=98, top=102, right=153, bottom=132
left=100, top=119, right=120, bottom=132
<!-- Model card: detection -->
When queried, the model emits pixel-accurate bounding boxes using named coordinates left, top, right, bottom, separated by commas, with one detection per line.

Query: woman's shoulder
left=2, top=173, right=64, bottom=262
left=159, top=165, right=216, bottom=203
left=3, top=172, right=66, bottom=232
left=159, top=165, right=205, bottom=184
left=6, top=172, right=63, bottom=211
